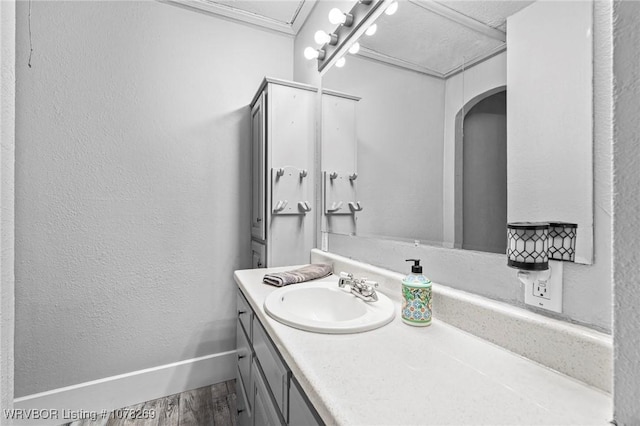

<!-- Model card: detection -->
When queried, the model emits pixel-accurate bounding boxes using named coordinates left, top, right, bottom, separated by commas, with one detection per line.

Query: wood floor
left=62, top=380, right=237, bottom=426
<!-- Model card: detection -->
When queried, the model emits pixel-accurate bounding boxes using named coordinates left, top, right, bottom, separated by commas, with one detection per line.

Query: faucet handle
left=339, top=272, right=353, bottom=279
left=363, top=279, right=378, bottom=288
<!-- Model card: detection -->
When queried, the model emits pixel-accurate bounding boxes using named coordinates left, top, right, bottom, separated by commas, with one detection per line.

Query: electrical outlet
left=533, top=279, right=550, bottom=299
left=523, top=260, right=563, bottom=313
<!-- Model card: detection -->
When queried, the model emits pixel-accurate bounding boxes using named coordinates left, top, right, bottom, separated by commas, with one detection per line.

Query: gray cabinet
left=236, top=289, right=322, bottom=426
left=253, top=359, right=283, bottom=426
left=289, top=378, right=321, bottom=426
left=249, top=78, right=318, bottom=268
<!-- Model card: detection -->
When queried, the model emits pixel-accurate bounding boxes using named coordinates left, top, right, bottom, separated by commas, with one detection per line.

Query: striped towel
left=263, top=264, right=333, bottom=287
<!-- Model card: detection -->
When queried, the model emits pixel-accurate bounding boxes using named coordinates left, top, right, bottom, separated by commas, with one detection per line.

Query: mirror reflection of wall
left=323, top=55, right=445, bottom=243
left=320, top=0, right=594, bottom=263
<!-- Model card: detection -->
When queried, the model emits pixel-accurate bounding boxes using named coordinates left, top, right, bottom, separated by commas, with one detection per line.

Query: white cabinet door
left=251, top=93, right=266, bottom=241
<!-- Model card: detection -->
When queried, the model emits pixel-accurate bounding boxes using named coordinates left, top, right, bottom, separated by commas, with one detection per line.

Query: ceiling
left=359, top=0, right=535, bottom=77
left=166, top=0, right=534, bottom=76
left=440, top=0, right=535, bottom=32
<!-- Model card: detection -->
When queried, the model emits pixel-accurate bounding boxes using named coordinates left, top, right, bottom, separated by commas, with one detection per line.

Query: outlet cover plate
left=524, top=260, right=563, bottom=313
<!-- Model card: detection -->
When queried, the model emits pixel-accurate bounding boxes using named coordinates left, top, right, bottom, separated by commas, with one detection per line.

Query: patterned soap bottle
left=401, top=259, right=432, bottom=327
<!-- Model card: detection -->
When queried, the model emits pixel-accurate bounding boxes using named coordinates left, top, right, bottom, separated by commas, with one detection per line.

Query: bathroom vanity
left=234, top=250, right=611, bottom=425
left=236, top=286, right=322, bottom=426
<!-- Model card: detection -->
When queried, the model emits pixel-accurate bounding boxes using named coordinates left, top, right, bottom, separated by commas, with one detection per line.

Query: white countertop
left=234, top=266, right=612, bottom=426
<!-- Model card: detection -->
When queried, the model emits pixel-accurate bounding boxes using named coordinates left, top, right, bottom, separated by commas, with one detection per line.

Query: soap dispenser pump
left=401, top=259, right=432, bottom=326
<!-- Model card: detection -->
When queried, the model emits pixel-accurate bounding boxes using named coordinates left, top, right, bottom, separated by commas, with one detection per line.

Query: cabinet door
left=252, top=359, right=283, bottom=426
left=252, top=316, right=289, bottom=420
left=289, top=378, right=323, bottom=426
left=251, top=240, right=266, bottom=269
left=251, top=93, right=266, bottom=241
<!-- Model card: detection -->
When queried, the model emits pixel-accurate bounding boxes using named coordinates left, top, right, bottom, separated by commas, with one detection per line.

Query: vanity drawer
left=237, top=290, right=252, bottom=340
left=236, top=319, right=252, bottom=408
left=252, top=316, right=290, bottom=421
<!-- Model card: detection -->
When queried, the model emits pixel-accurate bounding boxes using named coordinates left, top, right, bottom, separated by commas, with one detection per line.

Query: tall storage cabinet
left=320, top=89, right=360, bottom=237
left=250, top=78, right=317, bottom=268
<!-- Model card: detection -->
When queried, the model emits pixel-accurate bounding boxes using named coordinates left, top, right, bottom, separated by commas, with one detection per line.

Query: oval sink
left=264, top=280, right=395, bottom=334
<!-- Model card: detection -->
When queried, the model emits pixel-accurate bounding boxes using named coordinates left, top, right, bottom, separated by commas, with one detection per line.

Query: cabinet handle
left=237, top=409, right=245, bottom=415
left=256, top=217, right=262, bottom=223
left=238, top=354, right=246, bottom=360
left=238, top=310, right=247, bottom=317
left=257, top=262, right=263, bottom=267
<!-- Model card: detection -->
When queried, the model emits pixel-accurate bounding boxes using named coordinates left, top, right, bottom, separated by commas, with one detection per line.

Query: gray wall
left=462, top=91, right=507, bottom=253
left=612, top=1, right=640, bottom=423
left=14, top=1, right=292, bottom=396
left=1, top=0, right=16, bottom=414
left=322, top=56, right=445, bottom=241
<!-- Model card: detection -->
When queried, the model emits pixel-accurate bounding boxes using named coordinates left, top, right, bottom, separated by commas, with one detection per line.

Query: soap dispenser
left=401, top=259, right=432, bottom=326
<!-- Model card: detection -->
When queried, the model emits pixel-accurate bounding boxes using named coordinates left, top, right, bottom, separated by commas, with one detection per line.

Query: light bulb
left=328, top=8, right=346, bottom=24
left=385, top=1, right=398, bottom=15
left=304, top=47, right=319, bottom=60
left=314, top=30, right=338, bottom=46
left=328, top=8, right=353, bottom=26
left=336, top=57, right=346, bottom=68
left=348, top=42, right=360, bottom=55
left=315, top=31, right=330, bottom=45
left=365, top=24, right=377, bottom=36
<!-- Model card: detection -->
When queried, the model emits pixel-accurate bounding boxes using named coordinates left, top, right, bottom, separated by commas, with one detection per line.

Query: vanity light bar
left=317, top=0, right=394, bottom=73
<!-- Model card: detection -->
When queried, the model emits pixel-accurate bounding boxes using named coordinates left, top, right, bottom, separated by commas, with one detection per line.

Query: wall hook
left=327, top=201, right=343, bottom=213
left=349, top=201, right=363, bottom=212
left=276, top=168, right=285, bottom=177
left=349, top=172, right=358, bottom=181
left=329, top=171, right=338, bottom=180
left=299, top=169, right=308, bottom=179
left=273, top=200, right=288, bottom=213
left=298, top=201, right=312, bottom=213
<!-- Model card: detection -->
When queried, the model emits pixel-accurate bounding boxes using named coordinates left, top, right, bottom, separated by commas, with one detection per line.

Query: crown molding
left=161, top=0, right=316, bottom=36
left=357, top=47, right=446, bottom=79
left=443, top=44, right=506, bottom=78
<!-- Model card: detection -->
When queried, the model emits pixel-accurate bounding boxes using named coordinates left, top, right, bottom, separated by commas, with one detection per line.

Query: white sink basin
left=264, top=279, right=395, bottom=334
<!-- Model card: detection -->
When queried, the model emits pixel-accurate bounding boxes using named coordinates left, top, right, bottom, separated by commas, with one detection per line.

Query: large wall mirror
left=320, top=0, right=594, bottom=264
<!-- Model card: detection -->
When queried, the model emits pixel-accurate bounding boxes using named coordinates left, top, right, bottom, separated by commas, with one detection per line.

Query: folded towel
left=263, top=263, right=332, bottom=287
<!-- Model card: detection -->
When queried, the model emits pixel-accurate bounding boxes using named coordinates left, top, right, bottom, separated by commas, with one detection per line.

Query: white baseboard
left=10, top=350, right=236, bottom=425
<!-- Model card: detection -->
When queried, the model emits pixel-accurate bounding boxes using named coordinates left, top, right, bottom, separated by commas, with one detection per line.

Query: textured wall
left=1, top=0, right=16, bottom=416
left=328, top=1, right=613, bottom=332
left=14, top=1, right=292, bottom=396
left=612, top=1, right=640, bottom=423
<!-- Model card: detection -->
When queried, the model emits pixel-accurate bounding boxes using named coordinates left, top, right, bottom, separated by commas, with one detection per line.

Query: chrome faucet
left=338, top=272, right=379, bottom=302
